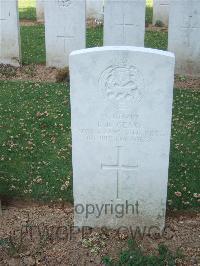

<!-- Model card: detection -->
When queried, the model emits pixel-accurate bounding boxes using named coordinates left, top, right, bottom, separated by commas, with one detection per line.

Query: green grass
left=169, top=88, right=200, bottom=210
left=21, top=25, right=45, bottom=65
left=19, top=0, right=36, bottom=21
left=0, top=81, right=72, bottom=202
left=145, top=30, right=168, bottom=50
left=0, top=80, right=199, bottom=209
left=103, top=240, right=181, bottom=266
left=86, top=26, right=103, bottom=48
left=20, top=25, right=167, bottom=65
left=146, top=0, right=153, bottom=25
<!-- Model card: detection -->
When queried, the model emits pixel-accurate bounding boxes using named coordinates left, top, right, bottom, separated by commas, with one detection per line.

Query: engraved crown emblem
left=58, top=0, right=71, bottom=7
left=99, top=65, right=144, bottom=106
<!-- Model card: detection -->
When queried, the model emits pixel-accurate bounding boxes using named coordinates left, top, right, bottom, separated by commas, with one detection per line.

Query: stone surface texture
left=168, top=0, right=200, bottom=77
left=0, top=0, right=21, bottom=66
left=153, top=0, right=170, bottom=26
left=104, top=0, right=146, bottom=46
left=45, top=0, right=86, bottom=68
left=36, top=0, right=44, bottom=22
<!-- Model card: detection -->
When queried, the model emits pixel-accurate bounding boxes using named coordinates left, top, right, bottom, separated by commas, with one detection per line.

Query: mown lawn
left=0, top=81, right=72, bottom=202
left=21, top=25, right=46, bottom=65
left=0, top=80, right=199, bottom=210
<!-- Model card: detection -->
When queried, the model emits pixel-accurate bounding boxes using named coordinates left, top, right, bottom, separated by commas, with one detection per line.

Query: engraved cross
left=181, top=15, right=200, bottom=29
left=101, top=146, right=138, bottom=199
left=116, top=13, right=139, bottom=43
left=160, top=2, right=169, bottom=6
left=0, top=9, right=9, bottom=22
left=57, top=27, right=74, bottom=53
left=181, top=15, right=200, bottom=47
left=0, top=14, right=7, bottom=22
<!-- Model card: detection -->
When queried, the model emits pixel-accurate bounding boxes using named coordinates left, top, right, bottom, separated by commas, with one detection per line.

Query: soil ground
left=1, top=63, right=200, bottom=90
left=0, top=201, right=199, bottom=266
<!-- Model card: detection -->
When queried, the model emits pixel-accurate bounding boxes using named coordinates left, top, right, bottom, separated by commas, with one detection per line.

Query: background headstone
left=153, top=0, right=170, bottom=26
left=104, top=0, right=146, bottom=46
left=70, top=47, right=175, bottom=229
left=45, top=0, right=86, bottom=68
left=87, top=0, right=104, bottom=20
left=36, top=0, right=44, bottom=22
left=168, top=0, right=200, bottom=77
left=0, top=0, right=21, bottom=66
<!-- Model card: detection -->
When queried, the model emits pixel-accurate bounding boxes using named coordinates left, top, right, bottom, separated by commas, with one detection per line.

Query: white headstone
left=0, top=0, right=21, bottom=66
left=104, top=0, right=146, bottom=46
left=70, top=46, right=175, bottom=229
left=168, top=0, right=200, bottom=77
left=44, top=0, right=86, bottom=68
left=87, top=0, right=103, bottom=20
left=153, top=0, right=170, bottom=26
left=36, top=0, right=44, bottom=22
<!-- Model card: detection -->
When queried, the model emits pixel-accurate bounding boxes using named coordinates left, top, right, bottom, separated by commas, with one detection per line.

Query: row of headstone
left=36, top=0, right=171, bottom=27
left=36, top=0, right=170, bottom=26
left=36, top=0, right=172, bottom=27
left=0, top=0, right=199, bottom=77
left=44, top=0, right=200, bottom=77
left=36, top=0, right=104, bottom=22
left=45, top=0, right=146, bottom=67
left=37, top=0, right=168, bottom=26
left=37, top=0, right=169, bottom=25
